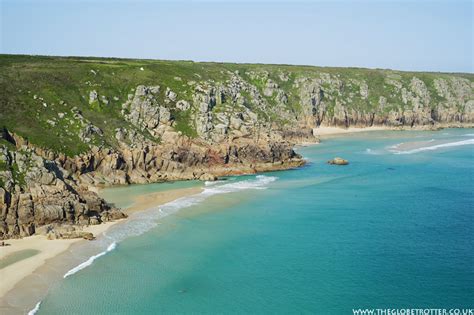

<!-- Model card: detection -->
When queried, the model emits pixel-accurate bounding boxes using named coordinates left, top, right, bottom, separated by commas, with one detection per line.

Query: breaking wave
left=390, top=139, right=474, bottom=154
left=27, top=301, right=41, bottom=315
left=204, top=180, right=226, bottom=186
left=63, top=242, right=117, bottom=278
left=203, top=175, right=276, bottom=195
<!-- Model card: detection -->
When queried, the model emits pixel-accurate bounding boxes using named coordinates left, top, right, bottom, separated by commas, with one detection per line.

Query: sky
left=1, top=0, right=472, bottom=73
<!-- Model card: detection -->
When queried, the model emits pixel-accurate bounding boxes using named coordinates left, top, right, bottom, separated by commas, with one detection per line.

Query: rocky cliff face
left=0, top=137, right=126, bottom=239
left=296, top=74, right=473, bottom=128
left=1, top=55, right=473, bottom=239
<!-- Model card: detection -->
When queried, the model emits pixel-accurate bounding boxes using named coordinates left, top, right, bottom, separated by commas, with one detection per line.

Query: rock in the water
left=328, top=157, right=349, bottom=165
left=199, top=173, right=218, bottom=181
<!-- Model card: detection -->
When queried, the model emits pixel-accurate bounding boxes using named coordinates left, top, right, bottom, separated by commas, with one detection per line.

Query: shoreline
left=0, top=185, right=203, bottom=312
left=311, top=124, right=474, bottom=137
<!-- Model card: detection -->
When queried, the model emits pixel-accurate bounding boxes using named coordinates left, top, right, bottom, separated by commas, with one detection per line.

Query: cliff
left=0, top=54, right=473, bottom=239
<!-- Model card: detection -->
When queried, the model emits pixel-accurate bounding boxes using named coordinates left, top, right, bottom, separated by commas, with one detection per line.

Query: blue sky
left=1, top=0, right=472, bottom=72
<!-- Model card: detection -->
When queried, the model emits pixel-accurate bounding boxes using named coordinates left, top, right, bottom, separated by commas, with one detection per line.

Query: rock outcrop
left=295, top=74, right=474, bottom=129
left=0, top=139, right=126, bottom=239
left=328, top=157, right=349, bottom=165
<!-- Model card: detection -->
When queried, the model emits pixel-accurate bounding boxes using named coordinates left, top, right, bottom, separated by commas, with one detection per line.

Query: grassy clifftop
left=1, top=54, right=472, bottom=156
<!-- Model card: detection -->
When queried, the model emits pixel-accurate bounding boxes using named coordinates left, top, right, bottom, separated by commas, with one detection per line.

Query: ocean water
left=35, top=129, right=473, bottom=314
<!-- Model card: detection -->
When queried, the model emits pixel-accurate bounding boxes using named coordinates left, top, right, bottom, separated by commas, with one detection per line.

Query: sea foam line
left=63, top=242, right=116, bottom=278
left=390, top=139, right=474, bottom=154
left=27, top=301, right=41, bottom=315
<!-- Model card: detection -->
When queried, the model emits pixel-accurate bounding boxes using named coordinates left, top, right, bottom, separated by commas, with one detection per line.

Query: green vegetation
left=172, top=109, right=197, bottom=138
left=0, top=138, right=16, bottom=151
left=0, top=159, right=7, bottom=172
left=10, top=162, right=26, bottom=187
left=0, top=156, right=26, bottom=188
left=1, top=54, right=472, bottom=157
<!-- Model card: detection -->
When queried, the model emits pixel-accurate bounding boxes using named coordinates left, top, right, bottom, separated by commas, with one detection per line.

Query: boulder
left=101, top=209, right=128, bottom=222
left=81, top=232, right=95, bottom=241
left=89, top=216, right=101, bottom=225
left=327, top=157, right=349, bottom=165
left=199, top=173, right=217, bottom=181
left=166, top=88, right=177, bottom=101
left=89, top=90, right=98, bottom=104
left=176, top=100, right=190, bottom=111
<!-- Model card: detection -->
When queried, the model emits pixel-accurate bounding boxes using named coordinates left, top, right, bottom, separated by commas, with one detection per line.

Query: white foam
left=390, top=139, right=474, bottom=154
left=204, top=180, right=225, bottom=187
left=462, top=133, right=474, bottom=137
left=388, top=139, right=435, bottom=152
left=28, top=301, right=41, bottom=315
left=202, top=175, right=277, bottom=196
left=104, top=175, right=278, bottom=242
left=388, top=142, right=403, bottom=151
left=365, top=148, right=383, bottom=155
left=63, top=242, right=116, bottom=278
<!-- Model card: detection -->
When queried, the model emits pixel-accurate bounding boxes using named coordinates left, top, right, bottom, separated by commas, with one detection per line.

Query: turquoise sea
left=35, top=129, right=473, bottom=314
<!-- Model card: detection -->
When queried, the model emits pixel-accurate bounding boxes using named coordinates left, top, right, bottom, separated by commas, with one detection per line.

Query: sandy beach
left=311, top=124, right=469, bottom=137
left=0, top=185, right=203, bottom=300
left=0, top=221, right=120, bottom=297
left=312, top=126, right=389, bottom=136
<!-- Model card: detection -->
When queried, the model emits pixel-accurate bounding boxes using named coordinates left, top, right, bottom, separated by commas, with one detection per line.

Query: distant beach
left=312, top=126, right=388, bottom=136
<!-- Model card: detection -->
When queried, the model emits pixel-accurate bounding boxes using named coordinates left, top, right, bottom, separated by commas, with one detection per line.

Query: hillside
left=1, top=54, right=473, bottom=156
left=0, top=54, right=473, bottom=239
